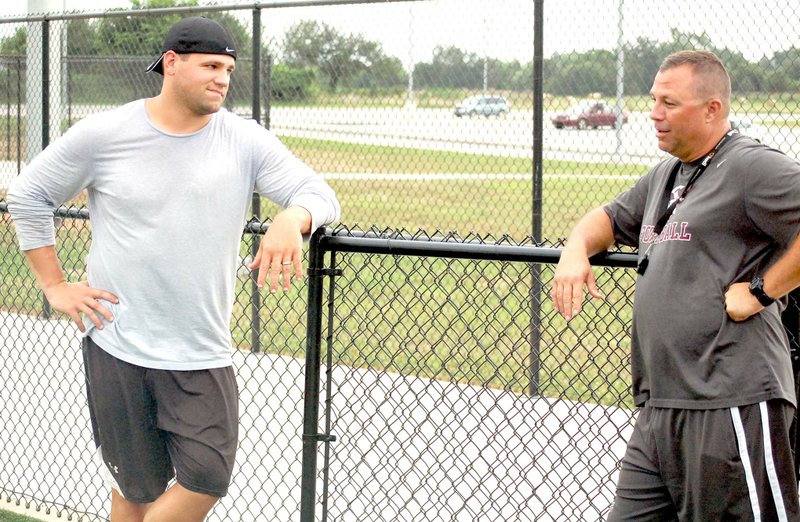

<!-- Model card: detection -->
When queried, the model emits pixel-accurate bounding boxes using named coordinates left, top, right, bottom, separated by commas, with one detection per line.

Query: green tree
left=622, top=36, right=668, bottom=95
left=67, top=19, right=101, bottom=56
left=413, top=45, right=483, bottom=89
left=544, top=49, right=616, bottom=96
left=270, top=63, right=318, bottom=101
left=283, top=20, right=400, bottom=91
left=351, top=54, right=405, bottom=89
left=97, top=0, right=199, bottom=56
left=764, top=69, right=792, bottom=92
left=0, top=27, right=26, bottom=55
left=722, top=51, right=763, bottom=93
left=622, top=29, right=726, bottom=96
left=90, top=0, right=255, bottom=104
left=761, top=47, right=800, bottom=92
left=490, top=58, right=526, bottom=91
left=94, top=0, right=248, bottom=58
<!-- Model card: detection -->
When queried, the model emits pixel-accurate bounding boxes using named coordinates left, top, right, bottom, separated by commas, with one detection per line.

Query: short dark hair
left=659, top=50, right=731, bottom=105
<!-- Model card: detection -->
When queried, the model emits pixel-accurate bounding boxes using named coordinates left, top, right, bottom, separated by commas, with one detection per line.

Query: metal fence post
left=264, top=53, right=272, bottom=130
left=16, top=55, right=21, bottom=173
left=42, top=18, right=52, bottom=320
left=5, top=58, right=10, bottom=160
left=252, top=7, right=261, bottom=122
left=528, top=0, right=545, bottom=396
left=320, top=249, right=340, bottom=522
left=249, top=7, right=263, bottom=353
left=299, top=227, right=327, bottom=522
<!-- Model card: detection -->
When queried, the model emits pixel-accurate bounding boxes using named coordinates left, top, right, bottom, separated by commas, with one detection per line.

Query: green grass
left=317, top=176, right=632, bottom=239
left=0, top=213, right=636, bottom=409
left=755, top=118, right=800, bottom=127
left=0, top=115, right=23, bottom=162
left=263, top=135, right=642, bottom=239
left=272, top=88, right=800, bottom=116
left=278, top=135, right=650, bottom=176
left=0, top=509, right=45, bottom=522
left=0, top=134, right=641, bottom=408
left=602, top=93, right=800, bottom=115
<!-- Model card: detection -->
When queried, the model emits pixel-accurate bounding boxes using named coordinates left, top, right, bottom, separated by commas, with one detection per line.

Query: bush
left=270, top=64, right=319, bottom=102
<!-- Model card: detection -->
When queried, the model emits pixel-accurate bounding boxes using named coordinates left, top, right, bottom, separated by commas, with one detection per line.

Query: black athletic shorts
left=82, top=336, right=239, bottom=503
left=608, top=401, right=800, bottom=521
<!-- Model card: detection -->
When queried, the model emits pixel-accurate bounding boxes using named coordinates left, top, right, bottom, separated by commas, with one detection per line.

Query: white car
left=454, top=96, right=510, bottom=118
left=729, top=115, right=767, bottom=143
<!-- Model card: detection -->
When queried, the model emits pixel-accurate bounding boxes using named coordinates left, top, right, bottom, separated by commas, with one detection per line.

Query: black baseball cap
left=145, top=16, right=237, bottom=75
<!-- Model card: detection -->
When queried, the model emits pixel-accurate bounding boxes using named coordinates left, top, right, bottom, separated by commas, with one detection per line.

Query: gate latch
left=303, top=433, right=337, bottom=443
left=307, top=268, right=343, bottom=277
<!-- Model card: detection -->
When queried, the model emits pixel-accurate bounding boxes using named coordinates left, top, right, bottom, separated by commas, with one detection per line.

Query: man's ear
left=706, top=98, right=723, bottom=123
left=162, top=50, right=179, bottom=75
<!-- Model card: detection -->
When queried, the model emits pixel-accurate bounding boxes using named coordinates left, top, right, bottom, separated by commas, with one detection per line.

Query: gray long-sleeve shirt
left=8, top=99, right=340, bottom=370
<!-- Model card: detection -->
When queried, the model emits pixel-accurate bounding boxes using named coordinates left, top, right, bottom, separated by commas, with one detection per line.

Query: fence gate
left=298, top=229, right=640, bottom=521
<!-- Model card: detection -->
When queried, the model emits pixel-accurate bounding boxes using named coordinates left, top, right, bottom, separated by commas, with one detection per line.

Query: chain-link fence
left=3, top=210, right=799, bottom=521
left=0, top=206, right=314, bottom=521
left=2, top=1, right=800, bottom=239
left=3, top=0, right=800, bottom=520
left=304, top=228, right=640, bottom=522
left=0, top=203, right=643, bottom=521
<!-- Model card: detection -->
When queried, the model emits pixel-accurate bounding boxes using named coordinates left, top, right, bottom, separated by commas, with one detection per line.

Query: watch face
left=749, top=277, right=774, bottom=305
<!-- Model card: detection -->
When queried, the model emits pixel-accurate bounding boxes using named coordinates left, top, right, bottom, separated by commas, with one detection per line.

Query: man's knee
left=143, top=484, right=218, bottom=522
left=174, top=444, right=234, bottom=498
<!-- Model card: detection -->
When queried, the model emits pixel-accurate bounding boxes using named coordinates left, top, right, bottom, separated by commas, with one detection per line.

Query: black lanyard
left=637, top=129, right=737, bottom=276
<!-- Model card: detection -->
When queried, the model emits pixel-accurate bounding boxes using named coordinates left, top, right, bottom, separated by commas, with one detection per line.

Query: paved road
left=267, top=106, right=800, bottom=165
left=268, top=107, right=669, bottom=165
left=6, top=104, right=660, bottom=165
left=2, top=107, right=796, bottom=188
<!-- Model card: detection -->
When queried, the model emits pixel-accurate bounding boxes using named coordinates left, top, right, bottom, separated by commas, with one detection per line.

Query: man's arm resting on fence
left=725, top=232, right=800, bottom=322
left=23, top=245, right=118, bottom=333
left=551, top=207, right=616, bottom=321
left=248, top=205, right=312, bottom=294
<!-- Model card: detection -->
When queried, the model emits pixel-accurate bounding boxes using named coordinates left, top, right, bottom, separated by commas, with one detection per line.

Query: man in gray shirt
left=553, top=50, right=800, bottom=520
left=7, top=17, right=339, bottom=522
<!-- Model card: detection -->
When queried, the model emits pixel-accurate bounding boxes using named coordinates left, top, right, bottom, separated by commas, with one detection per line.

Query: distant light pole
left=614, top=0, right=625, bottom=160
left=26, top=0, right=64, bottom=162
left=483, top=14, right=488, bottom=95
left=483, top=56, right=488, bottom=96
left=405, top=4, right=416, bottom=109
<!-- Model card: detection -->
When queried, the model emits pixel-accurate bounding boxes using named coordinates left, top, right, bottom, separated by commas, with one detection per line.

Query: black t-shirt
left=605, top=134, right=800, bottom=408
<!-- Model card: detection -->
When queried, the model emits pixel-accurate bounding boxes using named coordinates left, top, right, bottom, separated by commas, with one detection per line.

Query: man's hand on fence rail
left=551, top=246, right=603, bottom=321
left=249, top=206, right=311, bottom=294
left=551, top=207, right=614, bottom=321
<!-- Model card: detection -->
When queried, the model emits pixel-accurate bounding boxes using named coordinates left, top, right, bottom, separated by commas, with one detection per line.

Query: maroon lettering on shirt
left=639, top=222, right=692, bottom=245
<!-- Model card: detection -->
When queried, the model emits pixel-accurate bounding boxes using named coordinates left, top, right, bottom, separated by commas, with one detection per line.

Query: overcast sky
left=0, top=0, right=798, bottom=64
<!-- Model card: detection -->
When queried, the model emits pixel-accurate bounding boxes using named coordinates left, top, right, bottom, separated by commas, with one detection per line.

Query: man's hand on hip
left=45, top=280, right=118, bottom=333
left=724, top=282, right=763, bottom=322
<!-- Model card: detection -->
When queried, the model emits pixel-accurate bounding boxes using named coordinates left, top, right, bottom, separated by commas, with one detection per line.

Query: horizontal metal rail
left=0, top=0, right=422, bottom=24
left=0, top=203, right=639, bottom=268
left=319, top=228, right=639, bottom=267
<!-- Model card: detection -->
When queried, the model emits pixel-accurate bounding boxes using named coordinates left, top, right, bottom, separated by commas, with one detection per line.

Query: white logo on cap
left=225, top=47, right=235, bottom=53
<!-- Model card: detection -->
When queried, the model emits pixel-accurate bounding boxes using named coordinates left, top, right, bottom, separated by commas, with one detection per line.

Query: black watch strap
left=749, top=276, right=776, bottom=307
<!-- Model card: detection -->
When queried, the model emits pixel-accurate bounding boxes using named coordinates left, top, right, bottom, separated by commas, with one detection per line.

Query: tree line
left=1, top=0, right=799, bottom=102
